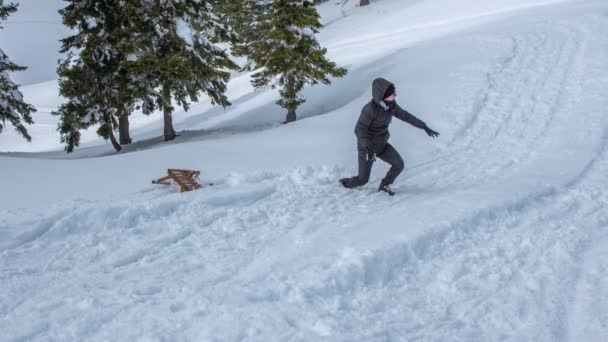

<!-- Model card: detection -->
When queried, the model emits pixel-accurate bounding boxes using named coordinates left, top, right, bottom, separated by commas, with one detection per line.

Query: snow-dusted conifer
left=218, top=0, right=273, bottom=70
left=249, top=0, right=347, bottom=123
left=128, top=0, right=238, bottom=141
left=0, top=2, right=36, bottom=142
left=55, top=0, right=147, bottom=152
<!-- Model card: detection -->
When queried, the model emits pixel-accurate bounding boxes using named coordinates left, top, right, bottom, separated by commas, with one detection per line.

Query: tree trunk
left=162, top=84, right=177, bottom=141
left=284, top=75, right=297, bottom=124
left=119, top=112, right=132, bottom=145
left=285, top=110, right=296, bottom=123
left=109, top=127, right=122, bottom=152
left=360, top=0, right=370, bottom=6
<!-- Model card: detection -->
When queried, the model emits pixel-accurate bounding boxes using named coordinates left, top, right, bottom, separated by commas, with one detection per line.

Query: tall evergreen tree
left=129, top=0, right=239, bottom=141
left=0, top=1, right=36, bottom=142
left=217, top=0, right=272, bottom=70
left=55, top=0, right=147, bottom=152
left=249, top=0, right=347, bottom=123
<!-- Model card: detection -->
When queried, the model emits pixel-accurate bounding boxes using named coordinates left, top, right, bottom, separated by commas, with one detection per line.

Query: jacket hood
left=372, top=78, right=394, bottom=104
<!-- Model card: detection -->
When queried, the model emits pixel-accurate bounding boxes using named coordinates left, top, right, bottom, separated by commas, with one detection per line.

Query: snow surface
left=0, top=0, right=69, bottom=85
left=1, top=0, right=608, bottom=341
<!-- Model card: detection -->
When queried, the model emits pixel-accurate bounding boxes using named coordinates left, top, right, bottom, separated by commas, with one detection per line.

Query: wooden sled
left=152, top=169, right=203, bottom=193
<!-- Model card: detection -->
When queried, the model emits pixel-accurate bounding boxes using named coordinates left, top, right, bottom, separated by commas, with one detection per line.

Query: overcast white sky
left=0, top=0, right=69, bottom=85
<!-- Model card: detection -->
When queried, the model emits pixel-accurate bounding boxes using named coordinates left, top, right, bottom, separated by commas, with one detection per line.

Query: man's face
left=384, top=92, right=397, bottom=102
left=384, top=88, right=397, bottom=102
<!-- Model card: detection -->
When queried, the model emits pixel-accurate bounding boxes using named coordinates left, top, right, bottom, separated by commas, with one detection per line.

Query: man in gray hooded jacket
left=339, top=78, right=440, bottom=195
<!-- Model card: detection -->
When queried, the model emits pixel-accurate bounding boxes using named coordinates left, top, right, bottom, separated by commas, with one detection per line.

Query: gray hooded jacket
left=355, top=78, right=427, bottom=151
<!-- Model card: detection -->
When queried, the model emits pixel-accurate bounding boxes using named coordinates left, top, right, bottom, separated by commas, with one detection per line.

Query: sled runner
left=152, top=169, right=203, bottom=193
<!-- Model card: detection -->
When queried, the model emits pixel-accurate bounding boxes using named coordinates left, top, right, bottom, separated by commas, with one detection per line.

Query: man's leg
left=377, top=143, right=405, bottom=185
left=342, top=147, right=374, bottom=188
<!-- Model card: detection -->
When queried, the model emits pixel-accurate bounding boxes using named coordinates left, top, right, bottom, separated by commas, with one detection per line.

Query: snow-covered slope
left=2, top=0, right=608, bottom=341
left=0, top=0, right=68, bottom=85
left=0, top=0, right=582, bottom=154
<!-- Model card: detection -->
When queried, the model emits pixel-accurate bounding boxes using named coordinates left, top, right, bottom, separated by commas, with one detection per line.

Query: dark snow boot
left=378, top=182, right=395, bottom=196
left=339, top=178, right=349, bottom=188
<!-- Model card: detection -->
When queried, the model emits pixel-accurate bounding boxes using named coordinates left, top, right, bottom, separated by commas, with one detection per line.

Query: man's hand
left=424, top=126, right=440, bottom=138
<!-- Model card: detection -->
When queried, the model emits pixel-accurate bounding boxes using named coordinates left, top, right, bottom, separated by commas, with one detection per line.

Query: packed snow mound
left=2, top=0, right=608, bottom=341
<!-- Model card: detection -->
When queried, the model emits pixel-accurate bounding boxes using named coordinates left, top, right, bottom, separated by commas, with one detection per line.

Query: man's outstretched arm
left=394, top=105, right=440, bottom=138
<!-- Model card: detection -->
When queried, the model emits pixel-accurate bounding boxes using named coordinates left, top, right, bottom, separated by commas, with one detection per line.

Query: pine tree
left=129, top=0, right=239, bottom=141
left=249, top=0, right=347, bottom=123
left=217, top=0, right=272, bottom=70
left=0, top=1, right=36, bottom=142
left=55, top=0, right=147, bottom=153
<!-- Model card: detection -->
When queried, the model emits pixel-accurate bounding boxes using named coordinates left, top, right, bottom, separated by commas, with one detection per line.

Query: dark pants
left=343, top=143, right=405, bottom=188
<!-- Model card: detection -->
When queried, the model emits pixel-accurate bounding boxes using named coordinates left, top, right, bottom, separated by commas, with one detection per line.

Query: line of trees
left=1, top=0, right=349, bottom=153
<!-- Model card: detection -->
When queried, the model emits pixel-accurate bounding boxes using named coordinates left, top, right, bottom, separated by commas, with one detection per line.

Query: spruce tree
left=218, top=0, right=272, bottom=70
left=0, top=1, right=36, bottom=142
left=249, top=0, right=347, bottom=123
left=129, top=0, right=239, bottom=141
left=55, top=0, right=146, bottom=152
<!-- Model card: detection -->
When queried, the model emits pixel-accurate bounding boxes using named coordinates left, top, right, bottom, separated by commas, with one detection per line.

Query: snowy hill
left=0, top=0, right=68, bottom=85
left=2, top=0, right=608, bottom=341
